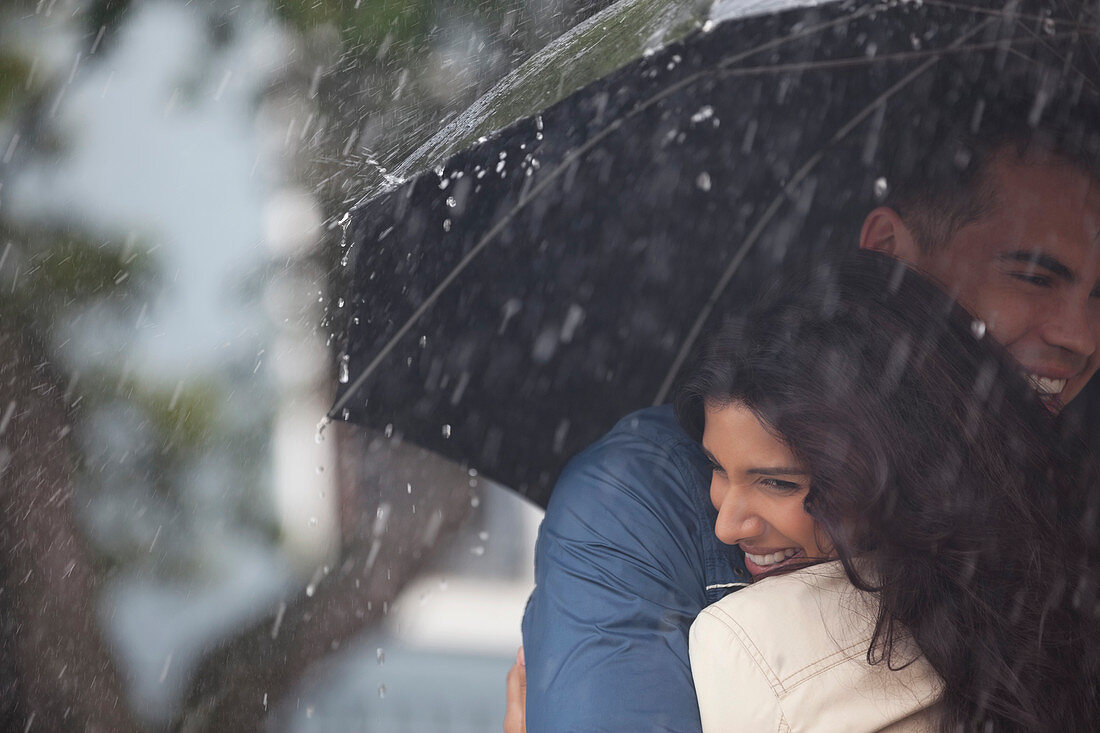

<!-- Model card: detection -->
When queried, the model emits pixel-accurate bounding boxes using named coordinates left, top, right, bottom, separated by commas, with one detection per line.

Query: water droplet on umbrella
left=446, top=196, right=457, bottom=208
left=338, top=354, right=350, bottom=383
left=441, top=424, right=452, bottom=438
left=691, top=105, right=714, bottom=124
left=874, top=177, right=889, bottom=200
left=971, top=319, right=987, bottom=339
left=384, top=423, right=394, bottom=438
left=419, top=335, right=427, bottom=348
left=696, top=172, right=712, bottom=191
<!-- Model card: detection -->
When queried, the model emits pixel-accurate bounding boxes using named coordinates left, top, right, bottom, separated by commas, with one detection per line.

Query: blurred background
left=0, top=0, right=645, bottom=730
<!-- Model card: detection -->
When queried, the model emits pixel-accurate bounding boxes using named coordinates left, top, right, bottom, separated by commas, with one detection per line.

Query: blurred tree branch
left=0, top=318, right=140, bottom=732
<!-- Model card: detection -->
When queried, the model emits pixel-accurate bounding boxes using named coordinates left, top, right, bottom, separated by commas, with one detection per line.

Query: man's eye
left=1010, top=272, right=1052, bottom=287
left=708, top=461, right=725, bottom=475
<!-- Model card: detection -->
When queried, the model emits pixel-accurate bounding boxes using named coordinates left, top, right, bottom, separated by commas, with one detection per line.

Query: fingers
left=504, top=646, right=527, bottom=733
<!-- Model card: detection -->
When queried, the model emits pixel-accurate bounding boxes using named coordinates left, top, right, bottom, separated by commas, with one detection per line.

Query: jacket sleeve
left=521, top=430, right=711, bottom=732
left=689, top=605, right=785, bottom=733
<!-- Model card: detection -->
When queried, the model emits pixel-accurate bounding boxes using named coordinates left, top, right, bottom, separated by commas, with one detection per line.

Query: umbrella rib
left=326, top=8, right=878, bottom=421
left=921, top=0, right=1091, bottom=27
left=652, top=17, right=1000, bottom=406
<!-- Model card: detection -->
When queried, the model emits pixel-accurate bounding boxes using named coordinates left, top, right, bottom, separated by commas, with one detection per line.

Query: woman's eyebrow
left=746, top=467, right=809, bottom=476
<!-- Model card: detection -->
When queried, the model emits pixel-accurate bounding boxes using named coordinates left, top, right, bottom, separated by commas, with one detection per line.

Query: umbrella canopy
left=331, top=0, right=1100, bottom=507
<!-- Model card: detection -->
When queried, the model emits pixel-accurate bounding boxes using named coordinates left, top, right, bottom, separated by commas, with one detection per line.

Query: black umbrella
left=330, top=0, right=1100, bottom=507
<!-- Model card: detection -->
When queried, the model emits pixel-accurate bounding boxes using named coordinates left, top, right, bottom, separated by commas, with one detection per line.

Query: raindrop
left=696, top=172, right=712, bottom=192
left=262, top=693, right=268, bottom=710
left=470, top=494, right=480, bottom=508
left=419, top=335, right=427, bottom=348
left=1042, top=17, right=1055, bottom=35
left=406, top=482, right=412, bottom=494
left=441, top=424, right=452, bottom=439
left=271, top=602, right=286, bottom=639
left=306, top=706, right=315, bottom=718
left=309, top=516, right=318, bottom=527
left=384, top=423, right=394, bottom=438
left=338, top=354, right=350, bottom=383
left=691, top=105, right=714, bottom=124
left=468, top=467, right=478, bottom=477
left=378, top=685, right=387, bottom=699
left=873, top=177, right=889, bottom=200
left=442, top=219, right=452, bottom=232
left=478, top=531, right=489, bottom=541
left=471, top=545, right=486, bottom=556
left=306, top=582, right=316, bottom=597
left=495, top=160, right=506, bottom=173
left=446, top=196, right=457, bottom=208
left=376, top=648, right=386, bottom=665
left=336, top=297, right=344, bottom=308
left=316, top=465, right=325, bottom=475
left=315, top=417, right=331, bottom=444
left=971, top=319, right=987, bottom=339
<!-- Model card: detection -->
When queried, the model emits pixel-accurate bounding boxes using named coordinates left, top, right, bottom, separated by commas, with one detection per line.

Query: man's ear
left=858, top=207, right=923, bottom=263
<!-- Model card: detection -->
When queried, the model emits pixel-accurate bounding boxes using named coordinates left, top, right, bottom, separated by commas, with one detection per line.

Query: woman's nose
left=711, top=476, right=765, bottom=546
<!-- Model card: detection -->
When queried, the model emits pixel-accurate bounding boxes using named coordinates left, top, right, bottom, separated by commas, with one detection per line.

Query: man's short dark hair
left=878, top=53, right=1100, bottom=253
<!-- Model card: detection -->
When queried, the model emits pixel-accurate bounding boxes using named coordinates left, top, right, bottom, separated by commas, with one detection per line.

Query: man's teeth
left=745, top=548, right=799, bottom=566
left=1026, top=374, right=1067, bottom=395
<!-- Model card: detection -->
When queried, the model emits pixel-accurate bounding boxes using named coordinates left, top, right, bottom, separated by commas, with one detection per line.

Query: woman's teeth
left=745, top=548, right=799, bottom=566
left=1027, top=374, right=1066, bottom=395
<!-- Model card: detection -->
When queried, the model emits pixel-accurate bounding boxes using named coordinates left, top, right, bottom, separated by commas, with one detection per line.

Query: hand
left=504, top=646, right=527, bottom=733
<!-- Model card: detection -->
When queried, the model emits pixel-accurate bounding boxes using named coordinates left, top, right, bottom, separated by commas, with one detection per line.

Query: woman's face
left=702, top=401, right=834, bottom=580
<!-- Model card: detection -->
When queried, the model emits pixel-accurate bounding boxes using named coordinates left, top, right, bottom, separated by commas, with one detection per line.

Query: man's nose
left=711, top=477, right=765, bottom=546
left=1041, top=292, right=1097, bottom=360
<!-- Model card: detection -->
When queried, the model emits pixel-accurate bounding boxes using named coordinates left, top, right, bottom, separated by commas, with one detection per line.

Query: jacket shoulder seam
left=703, top=605, right=785, bottom=694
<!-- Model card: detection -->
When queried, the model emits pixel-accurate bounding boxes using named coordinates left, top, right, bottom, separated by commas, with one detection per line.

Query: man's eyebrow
left=997, top=251, right=1074, bottom=281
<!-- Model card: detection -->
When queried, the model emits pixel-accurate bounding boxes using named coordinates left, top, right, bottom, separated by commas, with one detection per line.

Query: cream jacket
left=689, top=561, right=943, bottom=732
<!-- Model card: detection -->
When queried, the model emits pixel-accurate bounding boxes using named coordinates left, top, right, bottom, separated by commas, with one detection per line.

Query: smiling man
left=511, top=96, right=1100, bottom=732
left=862, top=146, right=1100, bottom=413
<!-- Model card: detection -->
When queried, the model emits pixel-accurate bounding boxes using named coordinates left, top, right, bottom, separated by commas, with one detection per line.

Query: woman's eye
left=760, top=478, right=800, bottom=492
left=708, top=461, right=725, bottom=475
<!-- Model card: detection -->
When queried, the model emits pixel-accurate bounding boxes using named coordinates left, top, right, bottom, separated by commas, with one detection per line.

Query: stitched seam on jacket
left=704, top=605, right=785, bottom=693
left=782, top=636, right=873, bottom=690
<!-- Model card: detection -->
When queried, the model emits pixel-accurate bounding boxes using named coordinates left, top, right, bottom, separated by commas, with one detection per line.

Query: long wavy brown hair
left=676, top=251, right=1100, bottom=732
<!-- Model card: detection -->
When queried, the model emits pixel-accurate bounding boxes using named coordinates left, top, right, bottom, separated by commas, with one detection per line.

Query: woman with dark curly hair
left=677, top=251, right=1099, bottom=732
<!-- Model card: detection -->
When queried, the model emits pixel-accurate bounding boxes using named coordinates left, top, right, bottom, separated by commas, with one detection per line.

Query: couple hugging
left=507, top=89, right=1100, bottom=731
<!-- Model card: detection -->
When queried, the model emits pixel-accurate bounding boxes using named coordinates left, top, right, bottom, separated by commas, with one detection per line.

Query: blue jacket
left=522, top=405, right=750, bottom=732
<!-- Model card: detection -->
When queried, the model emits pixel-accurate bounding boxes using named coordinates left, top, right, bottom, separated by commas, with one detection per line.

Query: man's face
left=903, top=151, right=1100, bottom=411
